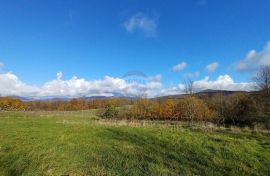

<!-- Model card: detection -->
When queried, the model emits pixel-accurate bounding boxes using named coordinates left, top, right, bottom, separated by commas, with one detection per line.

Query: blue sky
left=0, top=0, right=270, bottom=97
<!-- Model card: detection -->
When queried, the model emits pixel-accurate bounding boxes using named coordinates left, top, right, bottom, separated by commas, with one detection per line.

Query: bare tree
left=254, top=65, right=270, bottom=95
left=184, top=79, right=194, bottom=95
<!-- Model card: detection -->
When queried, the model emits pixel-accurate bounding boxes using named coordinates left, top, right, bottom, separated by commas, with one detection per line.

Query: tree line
left=101, top=66, right=270, bottom=128
left=0, top=97, right=131, bottom=111
left=101, top=92, right=269, bottom=127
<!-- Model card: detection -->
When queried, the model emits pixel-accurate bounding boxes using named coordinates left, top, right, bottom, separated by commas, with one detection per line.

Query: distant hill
left=3, top=90, right=254, bottom=102
left=154, top=89, right=249, bottom=101
left=9, top=95, right=132, bottom=102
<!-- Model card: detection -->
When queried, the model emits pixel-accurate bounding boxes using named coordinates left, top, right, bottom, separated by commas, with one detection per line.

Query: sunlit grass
left=0, top=111, right=269, bottom=175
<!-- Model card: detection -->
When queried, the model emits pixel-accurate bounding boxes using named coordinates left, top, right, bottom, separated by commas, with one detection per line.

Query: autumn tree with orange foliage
left=177, top=96, right=214, bottom=123
left=161, top=99, right=176, bottom=121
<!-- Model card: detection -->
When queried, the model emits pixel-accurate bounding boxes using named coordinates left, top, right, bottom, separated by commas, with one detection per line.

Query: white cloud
left=205, top=62, right=219, bottom=72
left=0, top=72, right=164, bottom=98
left=159, top=84, right=185, bottom=96
left=193, top=75, right=255, bottom=91
left=172, top=62, right=187, bottom=72
left=159, top=75, right=255, bottom=96
left=123, top=12, right=158, bottom=37
left=237, top=41, right=270, bottom=72
left=0, top=70, right=256, bottom=98
left=56, top=72, right=63, bottom=80
left=0, top=72, right=39, bottom=97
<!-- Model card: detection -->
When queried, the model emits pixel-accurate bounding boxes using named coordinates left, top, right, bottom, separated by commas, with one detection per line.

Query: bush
left=101, top=105, right=119, bottom=119
left=0, top=97, right=26, bottom=111
left=207, top=93, right=264, bottom=126
left=176, top=96, right=214, bottom=122
left=161, top=99, right=176, bottom=120
left=129, top=99, right=160, bottom=120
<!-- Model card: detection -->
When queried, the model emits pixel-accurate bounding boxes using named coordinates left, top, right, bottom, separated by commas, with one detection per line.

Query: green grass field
left=0, top=111, right=269, bottom=176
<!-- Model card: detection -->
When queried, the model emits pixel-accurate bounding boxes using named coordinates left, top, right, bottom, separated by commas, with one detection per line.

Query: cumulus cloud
left=159, top=75, right=255, bottom=96
left=172, top=62, right=187, bottom=72
left=159, top=84, right=185, bottom=96
left=0, top=70, right=256, bottom=98
left=237, top=41, right=270, bottom=72
left=0, top=72, right=39, bottom=97
left=0, top=72, right=163, bottom=98
left=205, top=62, right=219, bottom=72
left=193, top=75, right=255, bottom=91
left=123, top=12, right=158, bottom=37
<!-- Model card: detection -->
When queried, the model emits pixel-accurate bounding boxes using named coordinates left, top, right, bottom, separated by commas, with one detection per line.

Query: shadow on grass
left=0, top=150, right=31, bottom=176
left=94, top=127, right=219, bottom=175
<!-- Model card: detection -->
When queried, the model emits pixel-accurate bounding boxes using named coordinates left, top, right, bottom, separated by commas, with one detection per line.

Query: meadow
left=0, top=111, right=269, bottom=176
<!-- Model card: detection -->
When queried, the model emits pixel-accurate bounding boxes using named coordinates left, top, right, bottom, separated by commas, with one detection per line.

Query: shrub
left=129, top=99, right=160, bottom=120
left=101, top=105, right=119, bottom=119
left=0, top=97, right=26, bottom=111
left=161, top=99, right=176, bottom=120
left=177, top=96, right=214, bottom=123
left=207, top=93, right=264, bottom=126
